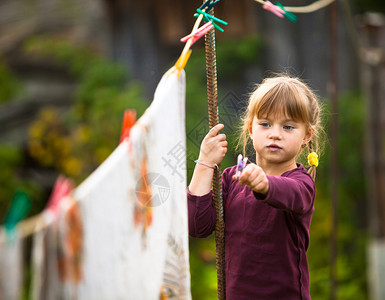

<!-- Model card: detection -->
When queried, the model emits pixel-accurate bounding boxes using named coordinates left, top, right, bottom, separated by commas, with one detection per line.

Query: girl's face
left=249, top=111, right=312, bottom=171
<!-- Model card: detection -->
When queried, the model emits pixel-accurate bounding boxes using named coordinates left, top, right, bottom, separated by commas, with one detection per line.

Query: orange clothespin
left=263, top=1, right=285, bottom=18
left=180, top=22, right=214, bottom=46
left=120, top=109, right=137, bottom=143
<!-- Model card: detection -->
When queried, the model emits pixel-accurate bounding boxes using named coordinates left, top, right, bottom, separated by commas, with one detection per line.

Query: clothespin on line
left=254, top=0, right=334, bottom=14
left=173, top=0, right=225, bottom=75
left=120, top=109, right=137, bottom=143
left=43, top=175, right=74, bottom=223
left=194, top=8, right=228, bottom=32
left=174, top=13, right=204, bottom=75
left=263, top=1, right=285, bottom=18
left=3, top=191, right=31, bottom=238
left=180, top=21, right=214, bottom=46
left=9, top=176, right=75, bottom=238
left=275, top=2, right=297, bottom=23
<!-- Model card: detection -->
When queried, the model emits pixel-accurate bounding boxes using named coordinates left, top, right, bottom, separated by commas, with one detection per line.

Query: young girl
left=187, top=75, right=322, bottom=300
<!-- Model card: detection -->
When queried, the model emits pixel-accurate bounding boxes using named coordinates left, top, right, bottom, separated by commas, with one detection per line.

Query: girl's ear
left=248, top=125, right=253, bottom=135
left=303, top=128, right=315, bottom=144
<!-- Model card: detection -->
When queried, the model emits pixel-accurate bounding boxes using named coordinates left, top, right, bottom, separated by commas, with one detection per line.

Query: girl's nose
left=268, top=126, right=282, bottom=139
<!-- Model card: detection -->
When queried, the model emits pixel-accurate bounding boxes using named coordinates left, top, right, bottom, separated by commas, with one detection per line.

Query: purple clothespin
left=263, top=1, right=285, bottom=18
left=235, top=154, right=248, bottom=181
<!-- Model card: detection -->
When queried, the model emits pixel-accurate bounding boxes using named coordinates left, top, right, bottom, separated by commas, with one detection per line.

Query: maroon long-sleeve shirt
left=187, top=164, right=315, bottom=300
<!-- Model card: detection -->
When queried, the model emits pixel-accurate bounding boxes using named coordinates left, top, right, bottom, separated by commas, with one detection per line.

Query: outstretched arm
left=237, top=163, right=314, bottom=214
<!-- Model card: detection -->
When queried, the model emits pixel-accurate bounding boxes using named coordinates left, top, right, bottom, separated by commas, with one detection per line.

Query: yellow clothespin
left=175, top=49, right=192, bottom=73
left=173, top=14, right=204, bottom=77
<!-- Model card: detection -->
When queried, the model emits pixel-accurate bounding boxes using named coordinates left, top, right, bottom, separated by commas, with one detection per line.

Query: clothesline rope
left=203, top=6, right=226, bottom=299
left=253, top=0, right=335, bottom=13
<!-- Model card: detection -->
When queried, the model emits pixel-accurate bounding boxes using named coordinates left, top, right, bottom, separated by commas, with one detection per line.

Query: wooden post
left=329, top=2, right=338, bottom=300
left=359, top=12, right=385, bottom=300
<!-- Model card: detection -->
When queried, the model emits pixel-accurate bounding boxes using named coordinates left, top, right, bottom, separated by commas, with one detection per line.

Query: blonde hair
left=237, top=75, right=323, bottom=180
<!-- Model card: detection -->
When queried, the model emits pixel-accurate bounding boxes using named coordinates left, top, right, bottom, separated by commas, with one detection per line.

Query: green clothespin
left=194, top=8, right=228, bottom=32
left=4, top=191, right=31, bottom=234
left=275, top=2, right=297, bottom=23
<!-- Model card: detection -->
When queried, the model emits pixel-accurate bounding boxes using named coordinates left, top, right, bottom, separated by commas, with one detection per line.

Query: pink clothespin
left=45, top=176, right=74, bottom=219
left=263, top=1, right=285, bottom=18
left=180, top=22, right=215, bottom=46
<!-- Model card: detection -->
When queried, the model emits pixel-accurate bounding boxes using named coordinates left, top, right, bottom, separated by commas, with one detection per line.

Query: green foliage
left=24, top=37, right=148, bottom=182
left=1, top=36, right=148, bottom=224
left=189, top=236, right=218, bottom=300
left=0, top=144, right=43, bottom=222
left=0, top=57, right=39, bottom=222
left=216, top=35, right=263, bottom=78
left=23, top=36, right=100, bottom=76
left=308, top=92, right=368, bottom=299
left=0, top=60, right=22, bottom=104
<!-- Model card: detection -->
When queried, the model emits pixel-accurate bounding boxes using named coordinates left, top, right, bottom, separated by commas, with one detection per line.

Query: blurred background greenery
left=1, top=0, right=385, bottom=299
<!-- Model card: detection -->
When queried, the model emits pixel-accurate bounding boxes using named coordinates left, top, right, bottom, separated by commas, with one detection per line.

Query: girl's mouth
left=267, top=144, right=282, bottom=151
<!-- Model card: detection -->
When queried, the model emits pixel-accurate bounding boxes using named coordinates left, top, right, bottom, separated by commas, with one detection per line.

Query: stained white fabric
left=31, top=68, right=190, bottom=299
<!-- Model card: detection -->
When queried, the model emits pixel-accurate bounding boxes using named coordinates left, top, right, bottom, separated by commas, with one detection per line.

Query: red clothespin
left=120, top=109, right=137, bottom=143
left=180, top=22, right=215, bottom=46
left=45, top=175, right=74, bottom=219
left=263, top=1, right=285, bottom=18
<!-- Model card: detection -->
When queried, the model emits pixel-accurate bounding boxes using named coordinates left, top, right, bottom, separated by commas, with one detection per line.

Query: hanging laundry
left=0, top=191, right=31, bottom=300
left=0, top=230, right=24, bottom=300
left=30, top=195, right=83, bottom=300
left=30, top=67, right=190, bottom=299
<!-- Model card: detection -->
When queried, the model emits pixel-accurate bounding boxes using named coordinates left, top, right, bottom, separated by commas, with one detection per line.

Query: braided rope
left=204, top=7, right=226, bottom=300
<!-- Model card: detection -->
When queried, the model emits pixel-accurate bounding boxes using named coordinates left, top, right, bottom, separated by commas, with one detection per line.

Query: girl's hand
left=198, top=124, right=227, bottom=165
left=234, top=163, right=269, bottom=195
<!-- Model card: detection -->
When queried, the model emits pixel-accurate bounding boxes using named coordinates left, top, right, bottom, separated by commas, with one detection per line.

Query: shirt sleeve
left=253, top=172, right=315, bottom=215
left=187, top=166, right=234, bottom=238
left=187, top=187, right=216, bottom=238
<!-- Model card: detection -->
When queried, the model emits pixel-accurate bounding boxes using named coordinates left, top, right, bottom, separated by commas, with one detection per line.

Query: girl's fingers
left=239, top=164, right=261, bottom=185
left=217, top=133, right=226, bottom=141
left=208, top=123, right=224, bottom=137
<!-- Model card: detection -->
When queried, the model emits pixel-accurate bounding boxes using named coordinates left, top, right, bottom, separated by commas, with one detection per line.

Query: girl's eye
left=283, top=125, right=294, bottom=130
left=260, top=122, right=270, bottom=127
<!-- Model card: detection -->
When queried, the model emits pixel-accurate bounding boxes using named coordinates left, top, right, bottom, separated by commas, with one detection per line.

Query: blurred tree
left=0, top=37, right=149, bottom=223
left=24, top=37, right=148, bottom=183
